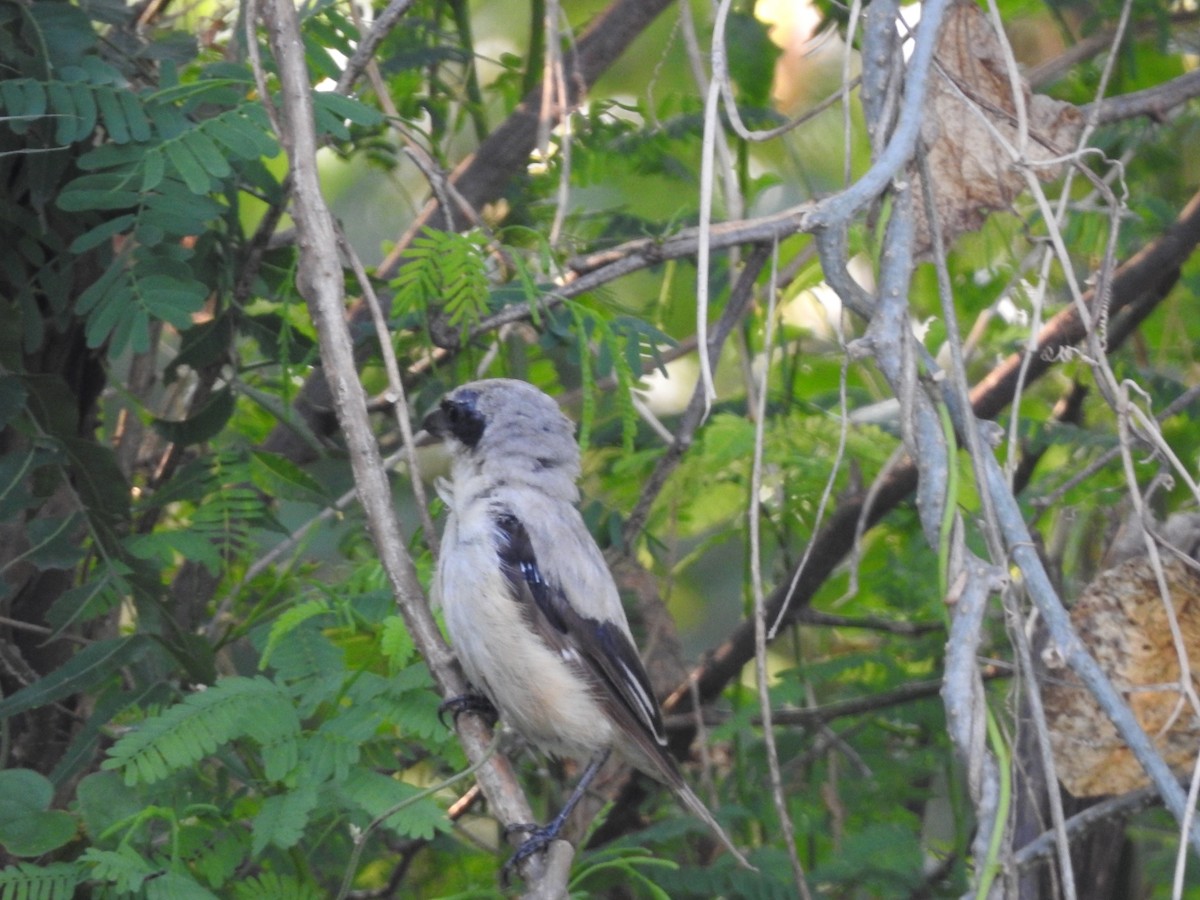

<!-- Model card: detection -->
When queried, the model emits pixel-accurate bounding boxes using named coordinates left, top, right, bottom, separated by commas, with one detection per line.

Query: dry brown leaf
left=912, top=0, right=1084, bottom=257
left=1040, top=555, right=1200, bottom=797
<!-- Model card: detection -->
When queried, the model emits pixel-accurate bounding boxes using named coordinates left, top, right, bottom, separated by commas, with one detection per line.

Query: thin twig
left=1013, top=783, right=1177, bottom=869
left=335, top=225, right=438, bottom=554
left=750, top=242, right=811, bottom=897
left=335, top=0, right=419, bottom=95
left=618, top=244, right=773, bottom=551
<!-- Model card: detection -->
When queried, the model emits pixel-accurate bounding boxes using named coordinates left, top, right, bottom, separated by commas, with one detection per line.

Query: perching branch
left=259, top=0, right=552, bottom=890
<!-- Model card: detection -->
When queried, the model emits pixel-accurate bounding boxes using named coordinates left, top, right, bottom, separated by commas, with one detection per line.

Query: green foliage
left=46, top=591, right=454, bottom=894
left=0, top=637, right=155, bottom=722
left=391, top=227, right=493, bottom=338
left=103, top=676, right=300, bottom=785
left=230, top=872, right=324, bottom=900
left=0, top=0, right=1196, bottom=896
left=0, top=862, right=82, bottom=900
left=0, top=771, right=78, bottom=858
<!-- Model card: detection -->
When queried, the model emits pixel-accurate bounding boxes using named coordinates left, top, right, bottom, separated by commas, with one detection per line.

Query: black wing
left=493, top=511, right=670, bottom=755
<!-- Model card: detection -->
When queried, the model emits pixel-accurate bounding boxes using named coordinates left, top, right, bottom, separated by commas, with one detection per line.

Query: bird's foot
left=437, top=692, right=498, bottom=729
left=500, top=822, right=564, bottom=886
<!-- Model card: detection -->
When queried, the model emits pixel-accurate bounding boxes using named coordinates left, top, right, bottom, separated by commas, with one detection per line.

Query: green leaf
left=50, top=680, right=168, bottom=787
left=60, top=436, right=132, bottom=541
left=146, top=98, right=188, bottom=139
left=19, top=374, right=81, bottom=446
left=339, top=769, right=449, bottom=841
left=205, top=112, right=277, bottom=159
left=182, top=129, right=231, bottom=179
left=81, top=846, right=156, bottom=894
left=29, top=1, right=97, bottom=69
left=726, top=12, right=781, bottom=110
left=301, top=32, right=342, bottom=83
left=141, top=182, right=223, bottom=233
left=241, top=312, right=316, bottom=365
left=81, top=55, right=122, bottom=85
left=137, top=273, right=209, bottom=327
left=22, top=513, right=87, bottom=570
left=102, top=676, right=300, bottom=786
left=74, top=136, right=144, bottom=171
left=249, top=450, right=327, bottom=502
left=45, top=571, right=124, bottom=633
left=1, top=78, right=30, bottom=120
left=46, top=80, right=78, bottom=144
left=145, top=871, right=221, bottom=900
left=251, top=784, right=319, bottom=855
left=58, top=173, right=140, bottom=211
left=152, top=387, right=236, bottom=446
left=231, top=872, right=323, bottom=900
left=186, top=826, right=246, bottom=890
left=81, top=261, right=209, bottom=358
left=94, top=86, right=130, bottom=143
left=0, top=769, right=78, bottom=857
left=0, top=636, right=152, bottom=722
left=141, top=147, right=165, bottom=192
left=380, top=616, right=416, bottom=669
left=75, top=771, right=144, bottom=841
left=117, top=89, right=151, bottom=141
left=69, top=213, right=135, bottom=254
left=260, top=600, right=331, bottom=671
left=312, top=90, right=383, bottom=127
left=0, top=375, right=27, bottom=432
left=164, top=138, right=210, bottom=194
left=126, top=530, right=223, bottom=575
left=20, top=79, right=47, bottom=119
left=0, top=862, right=82, bottom=900
left=261, top=626, right=344, bottom=692
left=68, top=81, right=97, bottom=138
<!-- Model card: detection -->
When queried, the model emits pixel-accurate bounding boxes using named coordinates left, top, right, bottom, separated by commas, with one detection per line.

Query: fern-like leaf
left=80, top=846, right=157, bottom=894
left=103, top=676, right=300, bottom=786
left=339, top=769, right=450, bottom=842
left=0, top=862, right=81, bottom=900
left=144, top=871, right=221, bottom=900
left=259, top=598, right=330, bottom=670
left=391, top=228, right=491, bottom=340
left=251, top=784, right=319, bottom=856
left=231, top=872, right=323, bottom=900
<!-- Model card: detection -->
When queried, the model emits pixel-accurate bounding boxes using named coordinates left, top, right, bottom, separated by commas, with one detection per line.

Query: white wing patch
left=618, top=658, right=664, bottom=744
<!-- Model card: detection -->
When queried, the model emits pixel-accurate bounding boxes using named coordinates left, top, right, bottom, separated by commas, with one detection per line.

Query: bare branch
left=666, top=183, right=1200, bottom=721
left=804, top=0, right=953, bottom=230
left=749, top=243, right=811, bottom=897
left=1013, top=784, right=1176, bottom=870
left=335, top=0, right=419, bottom=95
left=1083, top=69, right=1200, bottom=125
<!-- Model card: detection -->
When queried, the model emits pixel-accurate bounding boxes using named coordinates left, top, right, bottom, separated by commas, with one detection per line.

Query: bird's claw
left=437, top=692, right=499, bottom=729
left=500, top=824, right=562, bottom=886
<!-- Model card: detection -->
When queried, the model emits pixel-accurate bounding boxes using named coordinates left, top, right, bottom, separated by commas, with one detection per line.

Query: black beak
left=415, top=408, right=447, bottom=448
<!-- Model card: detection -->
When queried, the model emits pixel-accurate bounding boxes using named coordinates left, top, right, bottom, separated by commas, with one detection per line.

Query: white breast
left=437, top=501, right=614, bottom=761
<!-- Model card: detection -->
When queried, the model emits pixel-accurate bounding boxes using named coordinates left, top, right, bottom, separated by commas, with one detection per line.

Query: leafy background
left=0, top=0, right=1198, bottom=897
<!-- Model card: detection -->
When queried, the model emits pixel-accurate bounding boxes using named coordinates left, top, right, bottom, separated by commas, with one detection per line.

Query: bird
left=422, top=378, right=752, bottom=876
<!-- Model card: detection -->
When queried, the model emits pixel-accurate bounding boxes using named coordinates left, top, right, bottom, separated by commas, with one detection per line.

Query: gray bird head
left=422, top=379, right=581, bottom=499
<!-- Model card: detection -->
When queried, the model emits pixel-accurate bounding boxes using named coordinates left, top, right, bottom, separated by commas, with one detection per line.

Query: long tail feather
left=673, top=780, right=756, bottom=870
